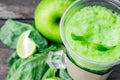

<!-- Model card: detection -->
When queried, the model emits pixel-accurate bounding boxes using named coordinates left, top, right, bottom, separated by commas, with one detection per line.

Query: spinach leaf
left=8, top=51, right=19, bottom=68
left=0, top=19, right=34, bottom=49
left=7, top=54, right=49, bottom=80
left=59, top=69, right=73, bottom=80
left=7, top=41, right=68, bottom=80
left=40, top=43, right=64, bottom=55
left=29, top=30, right=48, bottom=52
left=41, top=69, right=57, bottom=80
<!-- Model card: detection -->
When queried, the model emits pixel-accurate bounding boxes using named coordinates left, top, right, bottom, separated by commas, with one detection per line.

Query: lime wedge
left=17, top=30, right=36, bottom=58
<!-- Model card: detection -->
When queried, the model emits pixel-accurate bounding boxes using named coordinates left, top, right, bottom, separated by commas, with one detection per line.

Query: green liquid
left=65, top=6, right=120, bottom=74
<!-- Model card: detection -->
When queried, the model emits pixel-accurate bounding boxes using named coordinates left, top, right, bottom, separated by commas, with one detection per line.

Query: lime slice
left=17, top=30, right=36, bottom=58
left=45, top=77, right=60, bottom=80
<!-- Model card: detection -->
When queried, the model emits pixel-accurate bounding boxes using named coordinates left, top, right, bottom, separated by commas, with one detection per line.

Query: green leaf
left=71, top=33, right=86, bottom=41
left=0, top=19, right=34, bottom=49
left=59, top=69, right=73, bottom=80
left=40, top=43, right=64, bottom=54
left=41, top=69, right=57, bottom=80
left=93, top=44, right=115, bottom=51
left=29, top=30, right=48, bottom=52
left=8, top=51, right=19, bottom=68
left=7, top=43, right=68, bottom=80
left=71, top=33, right=115, bottom=51
left=6, top=54, right=49, bottom=80
left=95, top=44, right=109, bottom=51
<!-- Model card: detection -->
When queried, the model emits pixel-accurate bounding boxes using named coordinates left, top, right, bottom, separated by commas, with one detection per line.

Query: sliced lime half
left=17, top=30, right=36, bottom=58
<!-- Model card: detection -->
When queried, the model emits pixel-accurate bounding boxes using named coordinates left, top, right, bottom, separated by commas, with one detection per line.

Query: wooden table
left=0, top=0, right=120, bottom=80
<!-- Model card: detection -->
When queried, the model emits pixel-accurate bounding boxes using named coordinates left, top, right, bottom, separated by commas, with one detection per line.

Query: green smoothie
left=65, top=6, right=120, bottom=74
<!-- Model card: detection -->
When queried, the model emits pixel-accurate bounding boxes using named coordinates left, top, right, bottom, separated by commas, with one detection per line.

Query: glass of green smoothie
left=60, top=0, right=120, bottom=80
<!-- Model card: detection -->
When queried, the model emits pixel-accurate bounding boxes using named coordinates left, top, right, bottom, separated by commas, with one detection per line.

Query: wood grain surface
left=0, top=0, right=120, bottom=80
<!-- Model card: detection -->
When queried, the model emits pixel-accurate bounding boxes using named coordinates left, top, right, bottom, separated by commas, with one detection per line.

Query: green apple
left=35, top=0, right=74, bottom=43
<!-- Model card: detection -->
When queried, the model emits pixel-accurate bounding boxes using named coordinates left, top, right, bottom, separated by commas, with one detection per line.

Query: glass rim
left=60, top=0, right=120, bottom=66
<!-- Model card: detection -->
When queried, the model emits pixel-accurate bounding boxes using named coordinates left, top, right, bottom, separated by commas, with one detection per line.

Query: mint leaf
left=71, top=33, right=86, bottom=41
left=94, top=44, right=109, bottom=51
left=94, top=44, right=116, bottom=51
left=71, top=33, right=114, bottom=51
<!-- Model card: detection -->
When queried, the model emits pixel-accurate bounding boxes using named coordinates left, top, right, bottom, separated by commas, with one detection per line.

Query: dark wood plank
left=0, top=0, right=40, bottom=6
left=0, top=0, right=40, bottom=19
left=107, top=65, right=120, bottom=80
left=0, top=48, right=13, bottom=80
